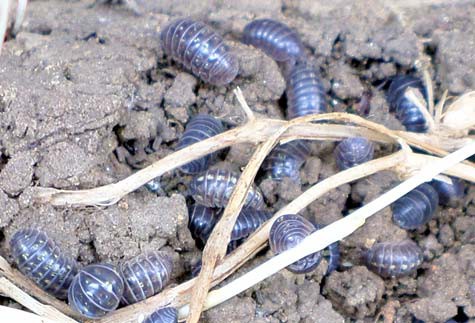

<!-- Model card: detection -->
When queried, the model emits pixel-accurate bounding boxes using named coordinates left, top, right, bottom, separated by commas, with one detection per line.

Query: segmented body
left=68, top=264, right=124, bottom=319
left=189, top=169, right=264, bottom=209
left=313, top=223, right=340, bottom=274
left=269, top=214, right=322, bottom=274
left=262, top=140, right=311, bottom=181
left=160, top=18, right=239, bottom=86
left=365, top=240, right=423, bottom=278
left=386, top=75, right=428, bottom=133
left=286, top=63, right=327, bottom=119
left=242, top=19, right=304, bottom=63
left=144, top=307, right=178, bottom=323
left=119, top=252, right=173, bottom=305
left=231, top=208, right=272, bottom=241
left=392, top=183, right=439, bottom=230
left=430, top=176, right=465, bottom=207
left=334, top=137, right=374, bottom=170
left=9, top=228, right=79, bottom=300
left=177, top=114, right=224, bottom=174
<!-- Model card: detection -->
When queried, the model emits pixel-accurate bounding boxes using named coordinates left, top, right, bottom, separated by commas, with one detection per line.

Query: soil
left=1, top=0, right=475, bottom=322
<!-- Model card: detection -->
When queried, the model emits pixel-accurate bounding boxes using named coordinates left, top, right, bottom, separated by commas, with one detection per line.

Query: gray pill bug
left=242, top=18, right=305, bottom=63
left=177, top=114, right=224, bottom=175
left=9, top=228, right=79, bottom=300
left=286, top=63, right=327, bottom=119
left=119, top=252, right=173, bottom=305
left=144, top=307, right=178, bottom=323
left=189, top=169, right=265, bottom=209
left=334, top=137, right=374, bottom=171
left=160, top=18, right=239, bottom=86
left=430, top=176, right=465, bottom=207
left=269, top=214, right=322, bottom=274
left=68, top=263, right=124, bottom=319
left=262, top=140, right=311, bottom=181
left=365, top=240, right=423, bottom=278
left=392, top=183, right=439, bottom=230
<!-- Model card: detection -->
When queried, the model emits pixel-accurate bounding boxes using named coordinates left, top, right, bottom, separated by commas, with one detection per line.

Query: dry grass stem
left=0, top=305, right=63, bottom=323
left=0, top=0, right=10, bottom=55
left=12, top=0, right=27, bottom=35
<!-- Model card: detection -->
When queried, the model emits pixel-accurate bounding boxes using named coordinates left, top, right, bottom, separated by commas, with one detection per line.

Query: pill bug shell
left=160, top=18, right=239, bottom=86
left=262, top=140, right=311, bottom=181
left=386, top=75, right=428, bottom=133
left=242, top=19, right=304, bottom=63
left=231, top=208, right=272, bottom=241
left=312, top=223, right=340, bottom=274
left=144, top=307, right=178, bottom=323
left=334, top=137, right=374, bottom=170
left=430, top=176, right=465, bottom=207
left=119, top=252, right=173, bottom=305
left=392, top=183, right=439, bottom=230
left=269, top=214, right=322, bottom=274
left=9, top=228, right=79, bottom=300
left=189, top=169, right=265, bottom=209
left=177, top=115, right=224, bottom=174
left=286, top=63, right=327, bottom=119
left=365, top=240, right=423, bottom=278
left=68, top=264, right=124, bottom=319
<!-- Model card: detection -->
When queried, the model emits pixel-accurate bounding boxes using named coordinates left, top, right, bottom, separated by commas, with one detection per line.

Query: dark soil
left=1, top=0, right=475, bottom=322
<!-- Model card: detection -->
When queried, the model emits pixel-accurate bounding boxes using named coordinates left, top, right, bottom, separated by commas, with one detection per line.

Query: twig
left=0, top=305, right=62, bottom=323
left=0, top=277, right=77, bottom=323
left=178, top=140, right=475, bottom=317
left=12, top=0, right=28, bottom=36
left=186, top=123, right=287, bottom=323
left=234, top=87, right=256, bottom=122
left=0, top=0, right=10, bottom=55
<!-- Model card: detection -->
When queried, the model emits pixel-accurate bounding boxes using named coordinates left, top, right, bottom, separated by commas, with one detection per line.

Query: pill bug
left=144, top=177, right=161, bottom=193
left=286, top=63, right=327, bottom=119
left=160, top=18, right=239, bottom=86
left=430, top=176, right=465, bottom=207
left=334, top=137, right=375, bottom=170
left=191, top=239, right=240, bottom=277
left=392, top=183, right=439, bottom=230
left=242, top=18, right=304, bottom=63
left=325, top=241, right=340, bottom=274
left=231, top=208, right=272, bottom=241
left=9, top=228, right=79, bottom=300
left=364, top=240, right=423, bottom=278
left=189, top=169, right=265, bottom=209
left=386, top=75, right=428, bottom=133
left=68, top=264, right=124, bottom=319
left=269, top=214, right=322, bottom=274
left=177, top=114, right=224, bottom=174
left=262, top=140, right=311, bottom=181
left=119, top=252, right=173, bottom=305
left=144, top=307, right=178, bottom=323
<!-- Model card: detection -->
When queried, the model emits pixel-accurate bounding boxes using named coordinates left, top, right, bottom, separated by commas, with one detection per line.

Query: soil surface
left=1, top=0, right=475, bottom=322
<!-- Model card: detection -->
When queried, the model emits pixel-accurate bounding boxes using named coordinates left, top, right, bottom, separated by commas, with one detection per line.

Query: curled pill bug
left=365, top=240, right=423, bottom=278
left=119, top=251, right=173, bottom=305
left=334, top=137, right=374, bottom=170
left=68, top=263, right=124, bottom=319
left=177, top=114, right=224, bottom=174
left=160, top=18, right=238, bottom=86
left=430, top=176, right=465, bottom=207
left=286, top=63, right=327, bottom=119
left=262, top=140, right=311, bottom=181
left=189, top=169, right=264, bottom=209
left=144, top=307, right=178, bottom=323
left=386, top=75, right=428, bottom=133
left=242, top=18, right=304, bottom=63
left=188, top=204, right=221, bottom=244
left=392, top=183, right=439, bottom=230
left=269, top=214, right=322, bottom=274
left=9, top=228, right=79, bottom=300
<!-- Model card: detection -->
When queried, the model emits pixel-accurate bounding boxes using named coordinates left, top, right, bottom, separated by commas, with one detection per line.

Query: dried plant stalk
left=0, top=304, right=62, bottom=323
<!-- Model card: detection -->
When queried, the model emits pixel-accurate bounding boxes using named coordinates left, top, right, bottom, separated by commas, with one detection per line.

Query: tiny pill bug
left=286, top=63, right=327, bottom=119
left=189, top=169, right=265, bottom=209
left=365, top=239, right=423, bottom=278
left=242, top=18, right=305, bottom=63
left=392, top=183, right=439, bottom=230
left=119, top=251, right=173, bottom=305
left=160, top=18, right=239, bottom=86
left=334, top=137, right=375, bottom=171
left=430, top=176, right=465, bottom=207
left=68, top=263, right=124, bottom=319
left=269, top=214, right=322, bottom=274
left=177, top=114, right=224, bottom=175
left=262, top=140, right=311, bottom=181
left=386, top=75, right=428, bottom=133
left=143, top=307, right=178, bottom=323
left=9, top=228, right=79, bottom=300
